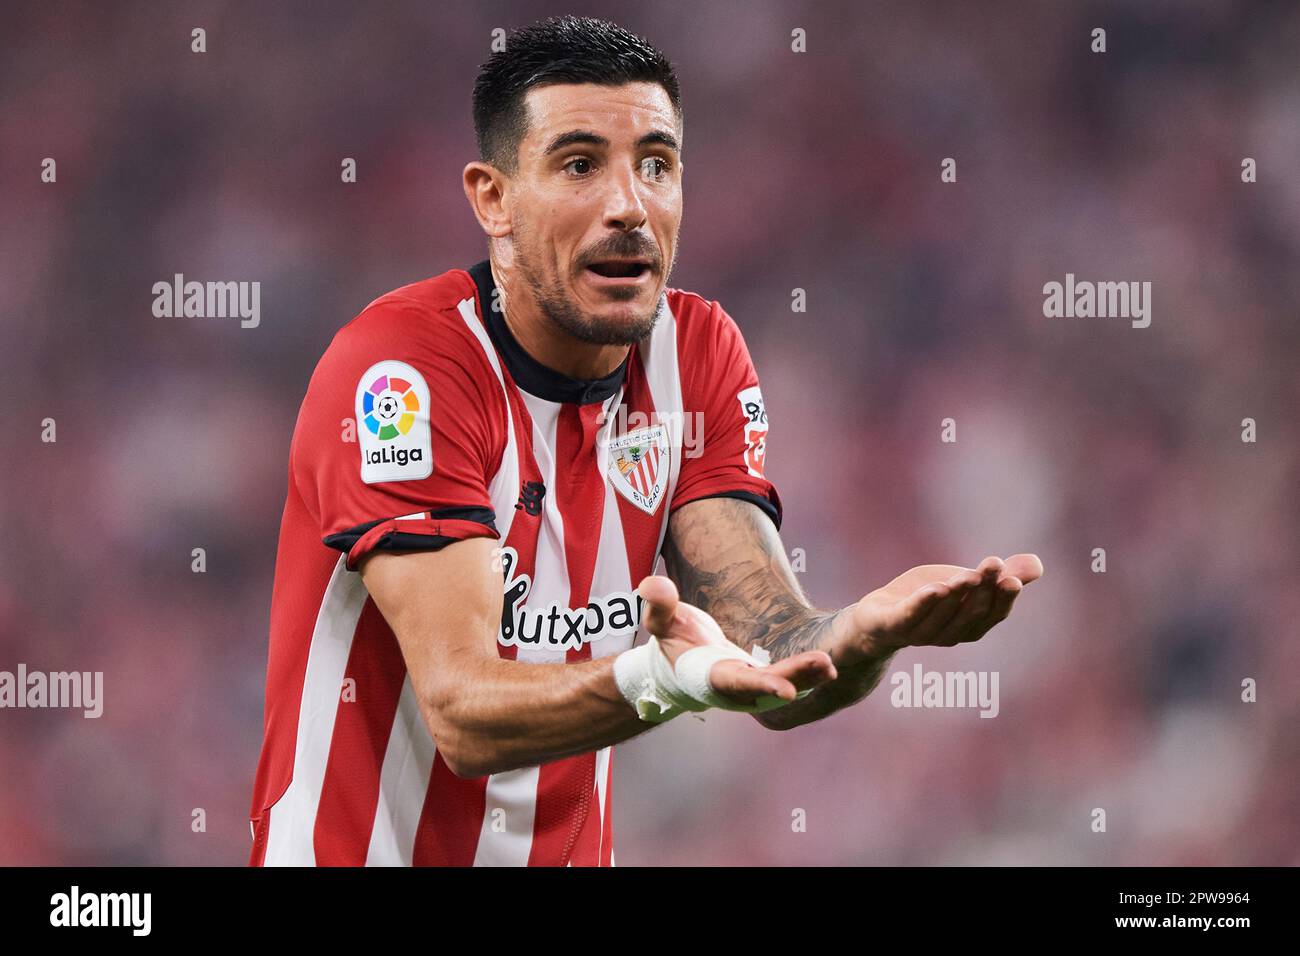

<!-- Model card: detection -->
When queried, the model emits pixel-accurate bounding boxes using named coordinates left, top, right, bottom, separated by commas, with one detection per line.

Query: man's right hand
left=636, top=575, right=837, bottom=709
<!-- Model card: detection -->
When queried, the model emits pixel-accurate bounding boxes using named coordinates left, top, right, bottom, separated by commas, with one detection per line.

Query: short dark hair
left=472, top=15, right=682, bottom=175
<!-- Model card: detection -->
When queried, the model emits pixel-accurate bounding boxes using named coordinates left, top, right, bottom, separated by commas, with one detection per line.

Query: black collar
left=468, top=259, right=629, bottom=406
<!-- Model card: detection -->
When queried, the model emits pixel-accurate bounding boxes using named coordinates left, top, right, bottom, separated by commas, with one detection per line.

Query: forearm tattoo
left=662, top=498, right=814, bottom=651
left=662, top=498, right=892, bottom=728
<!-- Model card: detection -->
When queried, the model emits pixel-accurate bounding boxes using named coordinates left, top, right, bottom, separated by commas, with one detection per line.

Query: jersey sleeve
left=291, top=299, right=505, bottom=571
left=670, top=299, right=782, bottom=528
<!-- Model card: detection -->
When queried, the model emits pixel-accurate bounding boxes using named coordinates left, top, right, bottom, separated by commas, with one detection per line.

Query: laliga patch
left=356, top=360, right=433, bottom=484
left=606, top=424, right=669, bottom=515
left=737, top=385, right=768, bottom=477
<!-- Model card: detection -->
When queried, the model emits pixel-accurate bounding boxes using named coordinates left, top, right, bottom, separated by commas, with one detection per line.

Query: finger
left=764, top=650, right=837, bottom=690
left=937, top=558, right=1004, bottom=645
left=636, top=575, right=679, bottom=637
left=986, top=575, right=1023, bottom=623
left=909, top=570, right=982, bottom=645
left=874, top=582, right=951, bottom=635
left=1001, top=553, right=1043, bottom=585
left=941, top=585, right=997, bottom=646
left=710, top=659, right=798, bottom=703
left=952, top=575, right=1024, bottom=645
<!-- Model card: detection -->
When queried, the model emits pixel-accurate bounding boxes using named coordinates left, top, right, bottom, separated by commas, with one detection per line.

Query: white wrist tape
left=614, top=637, right=812, bottom=723
left=613, top=638, right=703, bottom=723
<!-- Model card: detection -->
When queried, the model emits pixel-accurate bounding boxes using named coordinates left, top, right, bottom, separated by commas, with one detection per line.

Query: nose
left=602, top=163, right=648, bottom=232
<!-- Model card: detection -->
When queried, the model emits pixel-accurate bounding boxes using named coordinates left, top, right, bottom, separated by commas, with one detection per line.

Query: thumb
left=636, top=575, right=679, bottom=638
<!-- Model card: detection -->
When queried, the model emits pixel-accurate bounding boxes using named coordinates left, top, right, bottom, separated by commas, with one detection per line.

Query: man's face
left=505, top=81, right=683, bottom=346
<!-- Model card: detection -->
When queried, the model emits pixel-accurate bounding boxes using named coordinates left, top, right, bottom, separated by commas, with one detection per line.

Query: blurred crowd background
left=1, top=0, right=1296, bottom=865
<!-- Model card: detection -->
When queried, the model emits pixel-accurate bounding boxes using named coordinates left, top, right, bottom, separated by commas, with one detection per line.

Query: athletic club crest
left=606, top=424, right=669, bottom=515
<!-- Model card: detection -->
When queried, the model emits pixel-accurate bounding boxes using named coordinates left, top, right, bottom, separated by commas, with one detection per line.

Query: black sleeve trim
left=350, top=531, right=467, bottom=556
left=323, top=518, right=383, bottom=552
left=322, top=506, right=498, bottom=552
left=681, top=490, right=781, bottom=531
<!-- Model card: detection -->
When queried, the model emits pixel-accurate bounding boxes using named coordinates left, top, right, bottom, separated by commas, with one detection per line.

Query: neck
left=490, top=256, right=630, bottom=381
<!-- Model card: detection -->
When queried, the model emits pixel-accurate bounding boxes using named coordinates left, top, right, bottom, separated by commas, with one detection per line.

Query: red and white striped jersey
left=248, top=259, right=780, bottom=866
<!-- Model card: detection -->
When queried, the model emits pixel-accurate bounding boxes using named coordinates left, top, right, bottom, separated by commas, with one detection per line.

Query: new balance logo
left=515, top=480, right=546, bottom=516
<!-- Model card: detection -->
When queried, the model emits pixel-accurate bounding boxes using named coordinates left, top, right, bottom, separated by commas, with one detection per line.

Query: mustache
left=579, top=240, right=660, bottom=270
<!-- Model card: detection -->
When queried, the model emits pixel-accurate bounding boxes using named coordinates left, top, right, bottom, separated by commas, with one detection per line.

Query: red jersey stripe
left=313, top=598, right=408, bottom=864
left=412, top=755, right=488, bottom=866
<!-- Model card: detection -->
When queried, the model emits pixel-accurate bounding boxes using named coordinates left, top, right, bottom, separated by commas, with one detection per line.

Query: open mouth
left=586, top=260, right=651, bottom=279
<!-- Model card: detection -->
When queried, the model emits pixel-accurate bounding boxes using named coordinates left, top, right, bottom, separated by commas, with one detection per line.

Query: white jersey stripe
left=363, top=677, right=436, bottom=865
left=471, top=765, right=542, bottom=866
left=641, top=296, right=684, bottom=562
left=594, top=744, right=611, bottom=864
left=263, top=555, right=368, bottom=866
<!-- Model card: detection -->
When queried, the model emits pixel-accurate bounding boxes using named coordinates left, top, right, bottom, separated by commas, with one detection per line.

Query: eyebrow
left=542, top=128, right=681, bottom=156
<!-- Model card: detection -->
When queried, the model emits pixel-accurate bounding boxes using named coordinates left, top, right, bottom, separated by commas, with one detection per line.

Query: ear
left=462, top=161, right=512, bottom=238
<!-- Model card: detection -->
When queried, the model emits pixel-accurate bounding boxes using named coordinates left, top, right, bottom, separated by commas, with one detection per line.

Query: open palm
left=838, top=554, right=1044, bottom=662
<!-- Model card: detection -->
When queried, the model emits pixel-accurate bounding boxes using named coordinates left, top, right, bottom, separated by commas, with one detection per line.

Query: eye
left=563, top=157, right=594, bottom=177
left=639, top=157, right=671, bottom=181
